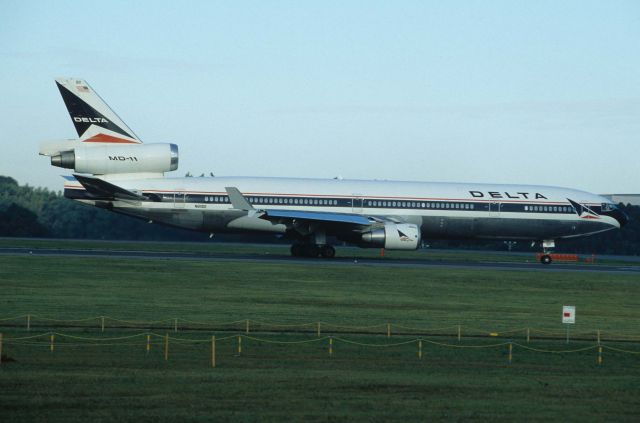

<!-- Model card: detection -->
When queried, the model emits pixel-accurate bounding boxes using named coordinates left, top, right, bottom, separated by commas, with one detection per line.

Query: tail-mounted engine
left=361, top=223, right=421, bottom=250
left=50, top=143, right=178, bottom=175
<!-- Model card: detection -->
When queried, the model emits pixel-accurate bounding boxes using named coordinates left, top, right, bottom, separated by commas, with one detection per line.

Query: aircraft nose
left=612, top=209, right=629, bottom=227
left=619, top=210, right=629, bottom=227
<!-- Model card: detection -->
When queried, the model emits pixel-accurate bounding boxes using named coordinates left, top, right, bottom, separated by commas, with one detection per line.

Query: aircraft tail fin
left=55, top=78, right=141, bottom=144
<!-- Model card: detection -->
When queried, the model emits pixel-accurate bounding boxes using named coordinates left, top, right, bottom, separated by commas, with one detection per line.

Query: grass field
left=1, top=252, right=640, bottom=421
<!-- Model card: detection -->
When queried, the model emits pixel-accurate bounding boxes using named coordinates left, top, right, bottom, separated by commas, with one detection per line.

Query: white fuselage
left=64, top=175, right=622, bottom=242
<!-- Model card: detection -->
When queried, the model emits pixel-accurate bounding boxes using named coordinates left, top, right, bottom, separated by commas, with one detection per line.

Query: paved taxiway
left=1, top=247, right=639, bottom=275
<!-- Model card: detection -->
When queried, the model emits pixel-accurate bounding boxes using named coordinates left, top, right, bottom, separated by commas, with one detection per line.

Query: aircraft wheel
left=540, top=254, right=552, bottom=265
left=320, top=245, right=336, bottom=259
left=291, top=244, right=303, bottom=257
left=305, top=244, right=321, bottom=258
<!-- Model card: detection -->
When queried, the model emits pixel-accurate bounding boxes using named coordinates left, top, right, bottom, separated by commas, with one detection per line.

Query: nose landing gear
left=539, top=239, right=555, bottom=265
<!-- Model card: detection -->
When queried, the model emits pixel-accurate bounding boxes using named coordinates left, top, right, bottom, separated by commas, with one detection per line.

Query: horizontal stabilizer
left=73, top=174, right=145, bottom=201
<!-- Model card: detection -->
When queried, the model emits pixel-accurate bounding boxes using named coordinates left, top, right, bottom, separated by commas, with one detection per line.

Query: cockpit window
left=602, top=203, right=618, bottom=212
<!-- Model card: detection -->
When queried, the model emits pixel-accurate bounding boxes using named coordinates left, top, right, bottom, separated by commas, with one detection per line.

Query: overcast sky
left=1, top=1, right=638, bottom=193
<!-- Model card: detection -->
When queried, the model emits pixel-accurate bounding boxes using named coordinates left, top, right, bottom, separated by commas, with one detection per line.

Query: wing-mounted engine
left=50, top=143, right=178, bottom=175
left=361, top=223, right=421, bottom=250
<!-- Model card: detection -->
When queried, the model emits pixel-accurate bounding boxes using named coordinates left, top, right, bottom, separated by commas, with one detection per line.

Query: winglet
left=225, top=187, right=254, bottom=211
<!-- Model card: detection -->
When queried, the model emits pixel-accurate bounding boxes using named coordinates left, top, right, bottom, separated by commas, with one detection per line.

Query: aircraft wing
left=259, top=209, right=376, bottom=226
left=224, top=186, right=389, bottom=231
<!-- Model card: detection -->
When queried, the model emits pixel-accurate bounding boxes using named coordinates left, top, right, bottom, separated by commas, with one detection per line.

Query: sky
left=0, top=0, right=639, bottom=193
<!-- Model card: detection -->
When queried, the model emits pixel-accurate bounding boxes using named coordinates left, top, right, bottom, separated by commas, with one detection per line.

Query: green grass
left=1, top=255, right=640, bottom=421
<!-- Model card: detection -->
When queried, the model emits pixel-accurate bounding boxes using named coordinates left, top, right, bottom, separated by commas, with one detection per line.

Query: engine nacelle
left=361, top=223, right=421, bottom=250
left=51, top=143, right=178, bottom=175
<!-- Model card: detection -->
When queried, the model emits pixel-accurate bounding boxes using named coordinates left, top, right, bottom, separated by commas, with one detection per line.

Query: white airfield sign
left=562, top=305, right=576, bottom=324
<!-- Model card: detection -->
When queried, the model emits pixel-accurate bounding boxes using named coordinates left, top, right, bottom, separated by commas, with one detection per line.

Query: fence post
left=50, top=334, right=54, bottom=352
left=598, top=346, right=603, bottom=365
left=27, top=314, right=31, bottom=331
left=329, top=337, right=333, bottom=356
left=238, top=336, right=242, bottom=355
left=164, top=333, right=169, bottom=361
left=246, top=319, right=249, bottom=334
left=101, top=316, right=105, bottom=333
left=508, top=342, right=513, bottom=364
left=526, top=328, right=530, bottom=343
left=317, top=322, right=321, bottom=337
left=387, top=323, right=391, bottom=338
left=597, top=330, right=601, bottom=345
left=174, top=318, right=178, bottom=333
left=418, top=339, right=422, bottom=360
left=458, top=325, right=461, bottom=342
left=211, top=336, right=216, bottom=368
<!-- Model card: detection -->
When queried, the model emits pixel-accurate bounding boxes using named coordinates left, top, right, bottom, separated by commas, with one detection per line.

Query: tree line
left=1, top=175, right=639, bottom=255
left=0, top=176, right=208, bottom=241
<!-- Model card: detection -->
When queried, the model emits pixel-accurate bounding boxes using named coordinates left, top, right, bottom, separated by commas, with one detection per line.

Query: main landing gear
left=290, top=243, right=336, bottom=258
left=539, top=239, right=555, bottom=265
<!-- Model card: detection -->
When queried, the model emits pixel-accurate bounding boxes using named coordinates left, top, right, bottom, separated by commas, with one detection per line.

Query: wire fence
left=2, top=329, right=639, bottom=368
left=1, top=314, right=639, bottom=343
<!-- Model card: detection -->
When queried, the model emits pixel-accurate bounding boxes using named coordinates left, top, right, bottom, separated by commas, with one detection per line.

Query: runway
left=2, top=246, right=639, bottom=274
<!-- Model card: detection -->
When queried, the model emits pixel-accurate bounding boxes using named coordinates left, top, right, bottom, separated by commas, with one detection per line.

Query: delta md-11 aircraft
left=39, top=78, right=628, bottom=264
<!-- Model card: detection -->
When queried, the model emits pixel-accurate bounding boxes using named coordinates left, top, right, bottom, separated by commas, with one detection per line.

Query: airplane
left=39, top=78, right=628, bottom=264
